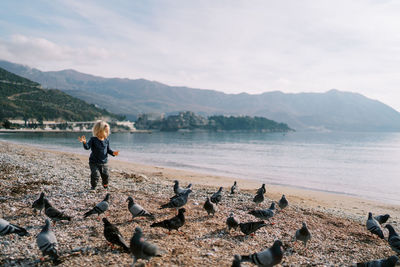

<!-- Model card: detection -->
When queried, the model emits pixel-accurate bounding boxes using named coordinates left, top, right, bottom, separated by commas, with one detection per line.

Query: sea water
left=1, top=131, right=399, bottom=205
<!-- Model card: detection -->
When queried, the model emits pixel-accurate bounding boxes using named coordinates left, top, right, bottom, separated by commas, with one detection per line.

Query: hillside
left=0, top=67, right=119, bottom=122
left=2, top=60, right=400, bottom=131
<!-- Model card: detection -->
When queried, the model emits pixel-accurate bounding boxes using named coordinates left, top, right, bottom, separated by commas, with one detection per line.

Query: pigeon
left=294, top=222, right=311, bottom=247
left=151, top=208, right=186, bottom=233
left=278, top=194, right=288, bottom=210
left=249, top=202, right=276, bottom=221
left=203, top=197, right=215, bottom=216
left=385, top=224, right=400, bottom=254
left=374, top=214, right=390, bottom=225
left=256, top=184, right=266, bottom=195
left=44, top=199, right=72, bottom=223
left=130, top=227, right=162, bottom=264
left=160, top=189, right=191, bottom=209
left=230, top=181, right=237, bottom=194
left=366, top=212, right=384, bottom=239
left=239, top=221, right=267, bottom=236
left=36, top=219, right=61, bottom=265
left=84, top=193, right=110, bottom=218
left=102, top=218, right=129, bottom=252
left=127, top=196, right=154, bottom=220
left=32, top=192, right=46, bottom=214
left=241, top=240, right=284, bottom=266
left=173, top=180, right=192, bottom=196
left=0, top=218, right=29, bottom=236
left=210, top=187, right=223, bottom=205
left=253, top=192, right=264, bottom=205
left=356, top=255, right=399, bottom=267
left=232, top=254, right=242, bottom=267
left=226, top=213, right=239, bottom=231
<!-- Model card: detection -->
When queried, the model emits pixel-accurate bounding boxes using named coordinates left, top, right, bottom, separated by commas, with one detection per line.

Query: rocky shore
left=0, top=141, right=398, bottom=266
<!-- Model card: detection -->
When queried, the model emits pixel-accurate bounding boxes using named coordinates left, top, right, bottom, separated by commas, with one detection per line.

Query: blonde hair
left=92, top=120, right=110, bottom=139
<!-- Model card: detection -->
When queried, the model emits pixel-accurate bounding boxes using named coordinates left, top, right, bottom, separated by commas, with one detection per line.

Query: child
left=78, top=120, right=119, bottom=190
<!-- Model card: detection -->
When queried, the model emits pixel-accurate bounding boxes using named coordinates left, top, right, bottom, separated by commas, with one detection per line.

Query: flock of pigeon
left=1, top=179, right=399, bottom=266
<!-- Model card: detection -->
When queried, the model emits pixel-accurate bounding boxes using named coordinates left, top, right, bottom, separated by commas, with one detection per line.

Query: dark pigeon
left=84, top=193, right=110, bottom=218
left=103, top=218, right=129, bottom=252
left=356, top=255, right=399, bottom=267
left=366, top=212, right=384, bottom=239
left=232, top=255, right=242, bottom=267
left=150, top=208, right=186, bottom=233
left=241, top=240, right=284, bottom=266
left=256, top=184, right=266, bottom=195
left=211, top=187, right=223, bottom=205
left=160, top=190, right=191, bottom=209
left=0, top=218, right=29, bottom=236
left=295, top=222, right=311, bottom=247
left=127, top=196, right=154, bottom=220
left=253, top=192, right=264, bottom=205
left=226, top=213, right=239, bottom=231
left=249, top=202, right=276, bottom=221
left=278, top=194, right=288, bottom=210
left=44, top=199, right=72, bottom=223
left=230, top=181, right=237, bottom=194
left=239, top=221, right=267, bottom=236
left=374, top=214, right=390, bottom=225
left=32, top=192, right=46, bottom=214
left=203, top=197, right=215, bottom=216
left=130, top=227, right=162, bottom=264
left=36, top=219, right=62, bottom=265
left=385, top=224, right=400, bottom=254
left=173, top=180, right=192, bottom=196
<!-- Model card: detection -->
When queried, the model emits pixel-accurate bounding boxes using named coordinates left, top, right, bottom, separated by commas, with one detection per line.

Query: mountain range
left=1, top=59, right=400, bottom=131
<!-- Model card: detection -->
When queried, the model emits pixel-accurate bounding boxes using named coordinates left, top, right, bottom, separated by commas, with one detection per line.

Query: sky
left=1, top=0, right=400, bottom=110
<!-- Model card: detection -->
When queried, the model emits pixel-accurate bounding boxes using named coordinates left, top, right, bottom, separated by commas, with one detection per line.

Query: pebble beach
left=0, top=141, right=399, bottom=266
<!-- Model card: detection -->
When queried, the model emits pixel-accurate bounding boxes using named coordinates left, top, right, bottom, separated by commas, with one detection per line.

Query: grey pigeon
left=210, top=187, right=223, bottom=205
left=385, top=224, right=400, bottom=254
left=44, top=199, right=72, bottom=223
left=84, top=193, right=110, bottom=218
left=130, top=227, right=162, bottom=264
left=102, top=218, right=129, bottom=252
left=0, top=218, right=29, bottom=236
left=151, top=208, right=186, bottom=233
left=226, top=213, right=239, bottom=231
left=294, top=222, right=311, bottom=247
left=230, top=181, right=237, bottom=194
left=127, top=196, right=154, bottom=220
left=36, top=219, right=61, bottom=265
left=203, top=197, right=215, bottom=216
left=232, top=254, right=242, bottom=267
left=160, top=189, right=191, bottom=209
left=278, top=194, right=288, bottom=210
left=249, top=202, right=276, bottom=221
left=366, top=212, right=384, bottom=239
left=173, top=180, right=192, bottom=196
left=374, top=214, right=390, bottom=225
left=241, top=240, right=284, bottom=266
left=256, top=184, right=266, bottom=195
left=239, top=221, right=267, bottom=236
left=32, top=192, right=46, bottom=214
left=253, top=192, right=264, bottom=205
left=356, top=255, right=399, bottom=267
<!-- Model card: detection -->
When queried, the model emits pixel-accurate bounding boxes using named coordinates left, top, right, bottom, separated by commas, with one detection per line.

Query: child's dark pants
left=89, top=162, right=109, bottom=188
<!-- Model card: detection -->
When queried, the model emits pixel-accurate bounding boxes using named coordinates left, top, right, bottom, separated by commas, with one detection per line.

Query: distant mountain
left=2, top=60, right=400, bottom=131
left=0, top=67, right=119, bottom=122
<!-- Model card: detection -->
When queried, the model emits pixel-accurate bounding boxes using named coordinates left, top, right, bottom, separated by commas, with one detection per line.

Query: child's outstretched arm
left=78, top=135, right=91, bottom=150
left=107, top=143, right=119, bottom=156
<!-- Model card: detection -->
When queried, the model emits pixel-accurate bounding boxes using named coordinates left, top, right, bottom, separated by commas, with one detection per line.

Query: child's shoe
left=90, top=186, right=96, bottom=191
left=103, top=184, right=109, bottom=190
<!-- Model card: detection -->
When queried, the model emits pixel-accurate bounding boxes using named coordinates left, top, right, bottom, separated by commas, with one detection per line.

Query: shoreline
left=3, top=140, right=398, bottom=223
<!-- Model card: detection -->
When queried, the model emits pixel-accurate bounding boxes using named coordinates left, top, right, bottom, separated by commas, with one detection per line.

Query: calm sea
left=1, top=131, right=399, bottom=205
